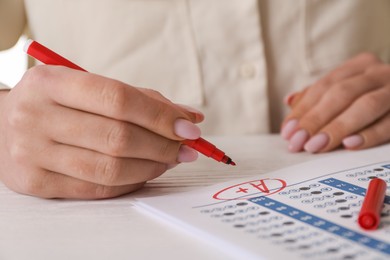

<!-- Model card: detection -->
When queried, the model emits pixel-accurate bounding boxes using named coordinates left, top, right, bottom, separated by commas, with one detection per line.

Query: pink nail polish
left=281, top=119, right=299, bottom=140
left=288, top=129, right=309, bottom=153
left=304, top=133, right=329, bottom=153
left=177, top=145, right=199, bottom=163
left=174, top=119, right=201, bottom=139
left=342, top=135, right=364, bottom=149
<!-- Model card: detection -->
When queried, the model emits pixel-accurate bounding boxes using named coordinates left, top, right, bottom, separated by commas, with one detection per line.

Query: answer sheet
left=137, top=145, right=390, bottom=260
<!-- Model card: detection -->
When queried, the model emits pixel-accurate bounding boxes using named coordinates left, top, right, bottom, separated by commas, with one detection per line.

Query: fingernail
left=304, top=133, right=329, bottom=153
left=342, top=135, right=364, bottom=149
left=283, top=92, right=297, bottom=106
left=281, top=119, right=299, bottom=140
left=288, top=129, right=309, bottom=153
left=177, top=145, right=198, bottom=163
left=174, top=119, right=201, bottom=139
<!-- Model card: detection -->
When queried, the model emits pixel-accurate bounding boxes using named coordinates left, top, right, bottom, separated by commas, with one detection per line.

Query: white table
left=0, top=135, right=335, bottom=260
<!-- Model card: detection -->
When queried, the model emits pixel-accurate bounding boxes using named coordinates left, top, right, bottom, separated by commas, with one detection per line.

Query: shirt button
left=239, top=63, right=256, bottom=78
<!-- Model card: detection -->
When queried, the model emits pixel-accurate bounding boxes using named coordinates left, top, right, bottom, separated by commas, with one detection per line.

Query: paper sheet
left=136, top=145, right=390, bottom=260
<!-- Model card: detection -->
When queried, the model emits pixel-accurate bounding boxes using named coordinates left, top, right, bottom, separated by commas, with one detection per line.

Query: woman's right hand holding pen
left=0, top=65, right=203, bottom=199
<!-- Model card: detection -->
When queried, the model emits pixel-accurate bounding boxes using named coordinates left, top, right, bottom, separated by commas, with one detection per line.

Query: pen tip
left=223, top=156, right=236, bottom=166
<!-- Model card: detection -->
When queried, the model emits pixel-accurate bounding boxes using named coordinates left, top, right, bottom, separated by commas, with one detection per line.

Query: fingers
left=129, top=90, right=205, bottom=129
left=293, top=86, right=389, bottom=153
left=175, top=104, right=205, bottom=123
left=281, top=53, right=390, bottom=153
left=283, top=53, right=381, bottom=128
left=322, top=52, right=381, bottom=81
left=283, top=89, right=306, bottom=107
left=24, top=66, right=200, bottom=140
left=343, top=113, right=390, bottom=150
left=281, top=73, right=379, bottom=141
left=41, top=105, right=182, bottom=163
left=6, top=139, right=170, bottom=199
left=12, top=168, right=146, bottom=199
left=138, top=88, right=205, bottom=123
left=305, top=85, right=390, bottom=152
left=282, top=73, right=380, bottom=150
left=0, top=65, right=204, bottom=199
left=35, top=143, right=168, bottom=186
left=295, top=74, right=381, bottom=136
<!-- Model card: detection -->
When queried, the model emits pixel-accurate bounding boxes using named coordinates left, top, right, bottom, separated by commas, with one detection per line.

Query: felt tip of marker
left=223, top=156, right=236, bottom=166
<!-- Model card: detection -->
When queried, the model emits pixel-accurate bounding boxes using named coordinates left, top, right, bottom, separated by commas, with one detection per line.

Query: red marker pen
left=24, top=40, right=86, bottom=72
left=183, top=138, right=235, bottom=165
left=358, top=178, right=387, bottom=230
left=24, top=40, right=236, bottom=166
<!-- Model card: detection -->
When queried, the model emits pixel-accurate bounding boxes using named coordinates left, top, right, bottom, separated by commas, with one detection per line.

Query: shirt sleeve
left=0, top=0, right=26, bottom=50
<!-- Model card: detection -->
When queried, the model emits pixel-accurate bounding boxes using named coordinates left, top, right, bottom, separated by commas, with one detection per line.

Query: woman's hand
left=281, top=53, right=390, bottom=153
left=0, top=65, right=203, bottom=199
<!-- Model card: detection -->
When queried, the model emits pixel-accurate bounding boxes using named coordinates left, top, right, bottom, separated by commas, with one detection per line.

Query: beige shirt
left=1, top=0, right=390, bottom=135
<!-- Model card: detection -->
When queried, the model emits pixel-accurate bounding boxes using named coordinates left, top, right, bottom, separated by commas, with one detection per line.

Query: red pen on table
left=358, top=178, right=387, bottom=230
left=24, top=39, right=236, bottom=166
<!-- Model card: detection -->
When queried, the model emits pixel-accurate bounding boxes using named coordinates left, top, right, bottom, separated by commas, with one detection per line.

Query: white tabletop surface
left=0, top=135, right=336, bottom=260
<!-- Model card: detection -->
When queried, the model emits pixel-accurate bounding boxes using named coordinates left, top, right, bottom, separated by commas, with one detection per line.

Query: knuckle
left=289, top=102, right=309, bottom=118
left=359, top=95, right=382, bottom=115
left=22, top=65, right=47, bottom=83
left=105, top=122, right=131, bottom=156
left=326, top=83, right=352, bottom=103
left=9, top=141, right=30, bottom=165
left=311, top=80, right=329, bottom=93
left=101, top=82, right=127, bottom=117
left=22, top=65, right=56, bottom=90
left=149, top=103, right=170, bottom=129
left=7, top=101, right=32, bottom=129
left=95, top=157, right=123, bottom=185
left=332, top=81, right=350, bottom=94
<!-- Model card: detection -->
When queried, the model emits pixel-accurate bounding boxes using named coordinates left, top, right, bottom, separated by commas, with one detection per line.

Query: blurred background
left=0, top=36, right=27, bottom=87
